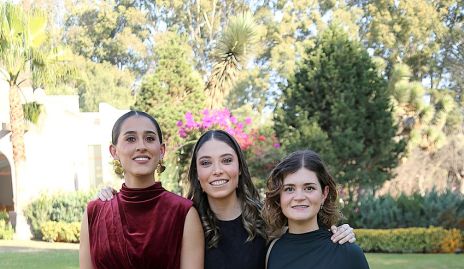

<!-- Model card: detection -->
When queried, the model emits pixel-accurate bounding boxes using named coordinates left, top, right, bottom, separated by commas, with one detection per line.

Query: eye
left=199, top=160, right=211, bottom=166
left=126, top=136, right=136, bottom=143
left=304, top=186, right=316, bottom=191
left=146, top=136, right=156, bottom=142
left=283, top=186, right=294, bottom=192
left=222, top=157, right=233, bottom=164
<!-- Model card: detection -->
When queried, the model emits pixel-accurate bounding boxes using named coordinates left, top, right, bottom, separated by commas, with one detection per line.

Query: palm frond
left=206, top=11, right=258, bottom=109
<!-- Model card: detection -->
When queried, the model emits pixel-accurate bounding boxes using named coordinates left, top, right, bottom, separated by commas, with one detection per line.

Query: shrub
left=24, top=190, right=95, bottom=240
left=24, top=194, right=52, bottom=239
left=0, top=219, right=14, bottom=240
left=347, top=189, right=464, bottom=229
left=356, top=227, right=463, bottom=253
left=0, top=210, right=14, bottom=240
left=40, top=221, right=81, bottom=243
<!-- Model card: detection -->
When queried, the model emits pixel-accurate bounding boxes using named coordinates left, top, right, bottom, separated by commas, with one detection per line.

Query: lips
left=132, top=155, right=151, bottom=163
left=291, top=205, right=309, bottom=209
left=210, top=179, right=229, bottom=186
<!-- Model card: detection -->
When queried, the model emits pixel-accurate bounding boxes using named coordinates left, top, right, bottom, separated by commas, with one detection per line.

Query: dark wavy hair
left=262, top=150, right=342, bottom=240
left=187, top=130, right=267, bottom=248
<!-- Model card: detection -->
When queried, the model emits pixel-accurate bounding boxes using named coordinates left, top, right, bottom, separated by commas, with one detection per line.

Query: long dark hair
left=262, top=150, right=341, bottom=240
left=187, top=130, right=266, bottom=248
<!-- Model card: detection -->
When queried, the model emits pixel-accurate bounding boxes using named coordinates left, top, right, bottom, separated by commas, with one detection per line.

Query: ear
left=159, top=143, right=166, bottom=159
left=322, top=185, right=329, bottom=204
left=109, top=144, right=118, bottom=159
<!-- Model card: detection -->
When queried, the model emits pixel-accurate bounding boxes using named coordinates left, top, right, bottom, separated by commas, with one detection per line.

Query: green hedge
left=40, top=221, right=80, bottom=243
left=24, top=190, right=95, bottom=240
left=356, top=227, right=463, bottom=253
left=346, top=190, right=464, bottom=229
left=0, top=210, right=13, bottom=239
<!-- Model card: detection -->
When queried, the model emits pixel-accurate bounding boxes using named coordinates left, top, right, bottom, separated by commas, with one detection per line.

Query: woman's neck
left=288, top=218, right=319, bottom=234
left=124, top=174, right=156, bottom=188
left=207, top=193, right=242, bottom=221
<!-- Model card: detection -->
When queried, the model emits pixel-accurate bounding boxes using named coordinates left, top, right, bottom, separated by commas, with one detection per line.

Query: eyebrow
left=283, top=182, right=317, bottom=186
left=122, top=130, right=157, bottom=136
left=198, top=153, right=234, bottom=159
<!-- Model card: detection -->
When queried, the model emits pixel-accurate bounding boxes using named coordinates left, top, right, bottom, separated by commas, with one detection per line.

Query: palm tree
left=0, top=2, right=71, bottom=238
left=205, top=12, right=258, bottom=109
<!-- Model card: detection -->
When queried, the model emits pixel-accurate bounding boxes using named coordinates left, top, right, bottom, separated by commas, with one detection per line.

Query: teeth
left=134, top=157, right=149, bottom=161
left=292, top=205, right=309, bottom=208
left=210, top=180, right=228, bottom=186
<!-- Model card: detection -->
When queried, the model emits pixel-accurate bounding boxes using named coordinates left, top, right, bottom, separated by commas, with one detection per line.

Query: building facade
left=0, top=79, right=126, bottom=238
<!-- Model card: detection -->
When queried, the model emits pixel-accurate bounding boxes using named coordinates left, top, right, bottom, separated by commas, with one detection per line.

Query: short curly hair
left=262, top=150, right=342, bottom=240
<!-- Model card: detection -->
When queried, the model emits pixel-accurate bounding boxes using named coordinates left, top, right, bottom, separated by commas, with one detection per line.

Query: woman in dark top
left=79, top=111, right=204, bottom=269
left=187, top=130, right=267, bottom=269
left=263, top=150, right=369, bottom=269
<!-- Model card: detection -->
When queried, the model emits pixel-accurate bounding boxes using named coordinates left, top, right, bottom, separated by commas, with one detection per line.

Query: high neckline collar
left=119, top=182, right=164, bottom=202
left=285, top=227, right=330, bottom=240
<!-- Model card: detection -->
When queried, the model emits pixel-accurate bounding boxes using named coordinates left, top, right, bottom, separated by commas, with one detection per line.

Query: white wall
left=0, top=85, right=127, bottom=205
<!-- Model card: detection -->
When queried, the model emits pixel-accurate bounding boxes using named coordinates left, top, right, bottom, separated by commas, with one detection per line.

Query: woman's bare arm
left=79, top=209, right=94, bottom=269
left=180, top=207, right=204, bottom=269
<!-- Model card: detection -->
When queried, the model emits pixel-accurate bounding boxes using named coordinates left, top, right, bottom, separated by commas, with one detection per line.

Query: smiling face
left=110, top=115, right=165, bottom=184
left=196, top=139, right=240, bottom=201
left=280, top=168, right=328, bottom=233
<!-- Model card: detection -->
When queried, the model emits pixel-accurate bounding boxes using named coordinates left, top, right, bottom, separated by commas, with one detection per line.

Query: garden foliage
left=0, top=210, right=13, bottom=240
left=40, top=221, right=80, bottom=243
left=274, top=26, right=404, bottom=192
left=24, top=191, right=95, bottom=241
left=347, top=190, right=464, bottom=230
left=356, top=227, right=463, bottom=253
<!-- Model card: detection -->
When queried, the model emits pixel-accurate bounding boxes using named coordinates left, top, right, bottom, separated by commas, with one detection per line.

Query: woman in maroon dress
left=79, top=111, right=204, bottom=269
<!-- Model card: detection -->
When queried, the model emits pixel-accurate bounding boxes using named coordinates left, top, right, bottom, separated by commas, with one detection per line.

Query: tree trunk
left=8, top=84, right=26, bottom=163
left=8, top=84, right=30, bottom=239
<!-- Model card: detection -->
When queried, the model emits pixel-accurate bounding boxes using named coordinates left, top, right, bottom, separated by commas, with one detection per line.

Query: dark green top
left=268, top=228, right=369, bottom=269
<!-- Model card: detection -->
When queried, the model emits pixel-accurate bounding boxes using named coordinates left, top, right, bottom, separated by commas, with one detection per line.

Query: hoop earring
left=157, top=159, right=166, bottom=174
left=112, top=159, right=124, bottom=178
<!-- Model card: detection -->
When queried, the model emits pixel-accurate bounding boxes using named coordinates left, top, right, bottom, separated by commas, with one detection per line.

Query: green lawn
left=0, top=248, right=463, bottom=269
left=366, top=253, right=464, bottom=269
left=0, top=250, right=78, bottom=269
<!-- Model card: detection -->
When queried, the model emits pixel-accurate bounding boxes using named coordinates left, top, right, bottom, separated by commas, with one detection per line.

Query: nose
left=293, top=189, right=305, bottom=200
left=212, top=162, right=223, bottom=176
left=135, top=140, right=147, bottom=151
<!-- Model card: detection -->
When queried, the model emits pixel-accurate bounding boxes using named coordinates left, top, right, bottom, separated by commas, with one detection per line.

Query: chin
left=207, top=190, right=236, bottom=199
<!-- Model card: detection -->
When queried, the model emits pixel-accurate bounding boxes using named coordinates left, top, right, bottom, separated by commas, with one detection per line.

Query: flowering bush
left=177, top=109, right=255, bottom=149
left=176, top=108, right=282, bottom=190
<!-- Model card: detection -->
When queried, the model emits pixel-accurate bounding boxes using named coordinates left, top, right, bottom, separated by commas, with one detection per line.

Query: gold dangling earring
left=112, top=159, right=124, bottom=178
left=157, top=159, right=166, bottom=175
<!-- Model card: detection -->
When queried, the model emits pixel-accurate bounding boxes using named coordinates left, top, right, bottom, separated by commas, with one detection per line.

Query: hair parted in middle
left=187, top=129, right=267, bottom=248
left=262, top=149, right=342, bottom=240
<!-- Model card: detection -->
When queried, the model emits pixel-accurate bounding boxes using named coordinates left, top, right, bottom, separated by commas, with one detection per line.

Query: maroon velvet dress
left=87, top=182, right=193, bottom=269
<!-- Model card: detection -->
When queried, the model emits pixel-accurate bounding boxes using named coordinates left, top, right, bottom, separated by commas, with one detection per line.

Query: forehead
left=119, top=116, right=157, bottom=134
left=197, top=139, right=237, bottom=158
left=283, top=168, right=319, bottom=184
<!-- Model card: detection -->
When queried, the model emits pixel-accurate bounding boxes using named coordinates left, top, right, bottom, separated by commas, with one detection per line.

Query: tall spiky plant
left=205, top=12, right=257, bottom=109
left=0, top=2, right=71, bottom=238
